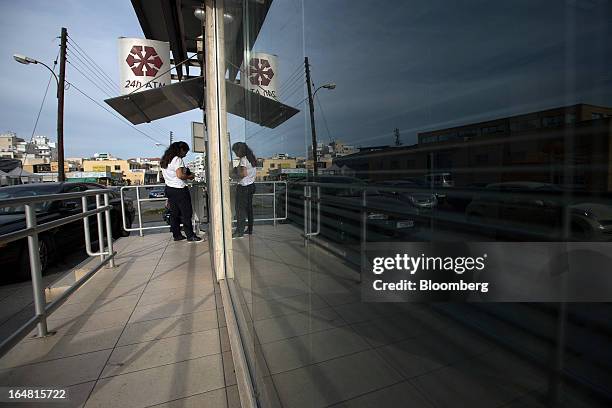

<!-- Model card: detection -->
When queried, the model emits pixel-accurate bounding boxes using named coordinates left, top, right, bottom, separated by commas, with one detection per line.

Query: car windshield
left=0, top=188, right=57, bottom=214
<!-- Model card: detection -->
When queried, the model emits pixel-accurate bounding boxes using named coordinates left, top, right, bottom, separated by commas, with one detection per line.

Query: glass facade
left=220, top=1, right=612, bottom=406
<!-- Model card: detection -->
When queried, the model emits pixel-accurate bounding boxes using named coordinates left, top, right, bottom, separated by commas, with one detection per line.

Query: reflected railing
left=121, top=181, right=288, bottom=237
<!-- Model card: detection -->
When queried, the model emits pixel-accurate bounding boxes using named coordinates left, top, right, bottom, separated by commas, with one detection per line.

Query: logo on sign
left=249, top=58, right=275, bottom=86
left=125, top=45, right=163, bottom=77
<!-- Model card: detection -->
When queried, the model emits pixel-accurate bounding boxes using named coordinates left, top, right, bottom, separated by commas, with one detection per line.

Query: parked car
left=465, top=182, right=612, bottom=240
left=376, top=180, right=438, bottom=210
left=283, top=176, right=433, bottom=242
left=0, top=182, right=135, bottom=280
left=148, top=188, right=165, bottom=198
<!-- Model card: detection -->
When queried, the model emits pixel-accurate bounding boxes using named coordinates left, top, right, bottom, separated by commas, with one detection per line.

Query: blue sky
left=1, top=0, right=611, bottom=161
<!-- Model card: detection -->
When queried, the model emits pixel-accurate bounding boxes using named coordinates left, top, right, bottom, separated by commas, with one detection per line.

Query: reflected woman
left=160, top=141, right=202, bottom=243
left=232, top=142, right=257, bottom=238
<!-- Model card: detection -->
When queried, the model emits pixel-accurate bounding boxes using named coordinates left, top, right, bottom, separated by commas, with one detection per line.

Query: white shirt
left=238, top=157, right=256, bottom=186
left=162, top=156, right=186, bottom=188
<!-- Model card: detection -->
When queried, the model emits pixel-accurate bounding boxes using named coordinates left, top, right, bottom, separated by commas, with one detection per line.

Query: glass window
left=542, top=115, right=563, bottom=127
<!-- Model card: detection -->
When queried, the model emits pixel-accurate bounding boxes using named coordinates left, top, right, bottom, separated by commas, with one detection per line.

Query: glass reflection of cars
left=465, top=182, right=612, bottom=241
left=377, top=179, right=438, bottom=210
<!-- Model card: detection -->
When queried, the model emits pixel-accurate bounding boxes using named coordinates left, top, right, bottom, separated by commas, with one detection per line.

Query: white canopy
left=6, top=167, right=43, bottom=181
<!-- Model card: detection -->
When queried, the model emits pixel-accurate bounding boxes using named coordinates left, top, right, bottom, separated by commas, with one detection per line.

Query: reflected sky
left=238, top=0, right=612, bottom=157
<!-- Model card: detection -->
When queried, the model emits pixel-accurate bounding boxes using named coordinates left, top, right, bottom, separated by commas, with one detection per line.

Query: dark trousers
left=236, top=184, right=256, bottom=232
left=165, top=186, right=195, bottom=239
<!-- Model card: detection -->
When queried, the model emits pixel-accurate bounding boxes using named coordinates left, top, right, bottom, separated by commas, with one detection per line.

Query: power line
left=281, top=82, right=305, bottom=104
left=65, top=43, right=118, bottom=93
left=18, top=53, right=59, bottom=180
left=66, top=35, right=119, bottom=89
left=65, top=47, right=117, bottom=95
left=315, top=94, right=333, bottom=142
left=279, top=75, right=304, bottom=96
left=280, top=65, right=304, bottom=88
left=278, top=69, right=304, bottom=92
left=65, top=79, right=165, bottom=145
left=279, top=79, right=304, bottom=99
left=66, top=60, right=114, bottom=98
left=278, top=62, right=303, bottom=89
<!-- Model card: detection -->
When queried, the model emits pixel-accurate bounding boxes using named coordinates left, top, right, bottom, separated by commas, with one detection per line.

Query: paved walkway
left=0, top=224, right=607, bottom=408
left=0, top=233, right=238, bottom=408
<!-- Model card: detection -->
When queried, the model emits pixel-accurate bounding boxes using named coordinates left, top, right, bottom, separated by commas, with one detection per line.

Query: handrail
left=0, top=188, right=111, bottom=207
left=0, top=188, right=118, bottom=357
left=304, top=185, right=320, bottom=238
left=0, top=205, right=111, bottom=246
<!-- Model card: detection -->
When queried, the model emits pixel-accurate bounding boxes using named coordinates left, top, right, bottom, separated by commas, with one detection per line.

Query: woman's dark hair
left=160, top=141, right=189, bottom=169
left=232, top=142, right=257, bottom=167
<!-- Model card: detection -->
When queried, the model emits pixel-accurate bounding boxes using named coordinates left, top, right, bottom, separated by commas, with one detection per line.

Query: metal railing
left=120, top=183, right=168, bottom=236
left=231, top=181, right=288, bottom=226
left=120, top=183, right=209, bottom=236
left=0, top=189, right=117, bottom=357
left=121, top=182, right=288, bottom=236
left=303, top=185, right=320, bottom=238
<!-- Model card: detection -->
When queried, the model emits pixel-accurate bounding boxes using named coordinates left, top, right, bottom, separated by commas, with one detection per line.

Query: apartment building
left=83, top=153, right=157, bottom=185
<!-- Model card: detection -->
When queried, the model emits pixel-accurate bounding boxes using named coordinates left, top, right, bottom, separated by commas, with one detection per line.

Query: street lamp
left=314, top=83, right=336, bottom=95
left=13, top=39, right=67, bottom=183
left=13, top=54, right=59, bottom=87
left=307, top=81, right=336, bottom=176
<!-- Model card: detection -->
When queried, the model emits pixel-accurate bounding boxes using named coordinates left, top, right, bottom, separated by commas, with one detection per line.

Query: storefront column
left=204, top=0, right=234, bottom=280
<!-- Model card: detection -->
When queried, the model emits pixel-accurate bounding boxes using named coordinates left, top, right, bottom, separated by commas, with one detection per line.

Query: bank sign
left=118, top=38, right=171, bottom=95
left=244, top=52, right=279, bottom=101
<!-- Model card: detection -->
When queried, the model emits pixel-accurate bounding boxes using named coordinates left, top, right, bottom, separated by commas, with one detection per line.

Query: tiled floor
left=0, top=233, right=238, bottom=408
left=1, top=224, right=608, bottom=408
left=231, top=224, right=607, bottom=408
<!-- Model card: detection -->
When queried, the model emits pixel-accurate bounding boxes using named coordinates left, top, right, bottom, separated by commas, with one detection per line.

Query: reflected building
left=336, top=104, right=612, bottom=192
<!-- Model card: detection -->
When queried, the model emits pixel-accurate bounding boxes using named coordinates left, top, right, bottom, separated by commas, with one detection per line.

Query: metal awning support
left=110, top=1, right=298, bottom=128
left=104, top=77, right=298, bottom=127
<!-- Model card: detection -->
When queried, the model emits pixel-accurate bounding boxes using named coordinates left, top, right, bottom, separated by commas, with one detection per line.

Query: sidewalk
left=0, top=233, right=238, bottom=408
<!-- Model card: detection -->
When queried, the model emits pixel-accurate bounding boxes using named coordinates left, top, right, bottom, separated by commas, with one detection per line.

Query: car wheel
left=113, top=214, right=132, bottom=238
left=18, top=234, right=54, bottom=280
left=120, top=216, right=132, bottom=237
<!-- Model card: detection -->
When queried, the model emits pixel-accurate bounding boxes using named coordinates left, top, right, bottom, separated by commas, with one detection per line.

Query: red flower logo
left=125, top=45, right=163, bottom=77
left=249, top=58, right=275, bottom=86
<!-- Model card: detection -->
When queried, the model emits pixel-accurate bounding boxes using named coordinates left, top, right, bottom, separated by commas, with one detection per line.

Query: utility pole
left=169, top=131, right=174, bottom=145
left=57, top=27, right=67, bottom=182
left=305, top=57, right=318, bottom=177
left=394, top=128, right=401, bottom=146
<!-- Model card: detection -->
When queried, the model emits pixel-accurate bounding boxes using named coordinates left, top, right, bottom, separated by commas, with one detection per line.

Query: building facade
left=336, top=104, right=612, bottom=192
